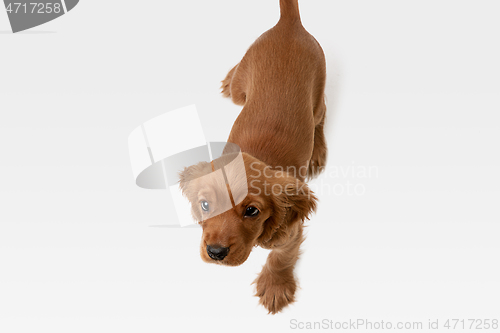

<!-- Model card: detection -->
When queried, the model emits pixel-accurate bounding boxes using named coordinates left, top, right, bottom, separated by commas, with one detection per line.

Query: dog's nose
left=206, top=244, right=229, bottom=260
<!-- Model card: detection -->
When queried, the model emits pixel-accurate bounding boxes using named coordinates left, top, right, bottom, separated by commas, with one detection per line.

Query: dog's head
left=179, top=152, right=317, bottom=266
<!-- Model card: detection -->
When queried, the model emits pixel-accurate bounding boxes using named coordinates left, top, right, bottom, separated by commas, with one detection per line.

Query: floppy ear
left=258, top=172, right=317, bottom=247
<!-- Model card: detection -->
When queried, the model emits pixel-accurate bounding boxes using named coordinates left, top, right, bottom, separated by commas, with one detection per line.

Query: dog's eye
left=244, top=206, right=260, bottom=217
left=200, top=200, right=209, bottom=212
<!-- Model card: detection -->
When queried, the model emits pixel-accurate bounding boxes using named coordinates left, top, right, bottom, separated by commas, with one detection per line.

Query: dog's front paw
left=253, top=269, right=297, bottom=314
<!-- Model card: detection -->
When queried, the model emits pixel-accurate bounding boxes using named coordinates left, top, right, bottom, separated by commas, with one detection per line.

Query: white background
left=1, top=0, right=499, bottom=332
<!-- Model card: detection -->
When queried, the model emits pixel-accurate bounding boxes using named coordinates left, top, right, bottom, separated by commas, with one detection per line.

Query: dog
left=179, top=0, right=327, bottom=314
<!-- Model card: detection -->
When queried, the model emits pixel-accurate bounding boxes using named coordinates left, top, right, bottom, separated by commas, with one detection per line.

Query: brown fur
left=180, top=0, right=327, bottom=314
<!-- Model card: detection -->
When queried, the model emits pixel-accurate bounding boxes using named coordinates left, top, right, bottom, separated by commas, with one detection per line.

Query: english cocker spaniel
left=180, top=0, right=326, bottom=314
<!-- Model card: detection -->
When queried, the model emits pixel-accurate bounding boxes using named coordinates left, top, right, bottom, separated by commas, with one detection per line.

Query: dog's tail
left=279, top=0, right=301, bottom=22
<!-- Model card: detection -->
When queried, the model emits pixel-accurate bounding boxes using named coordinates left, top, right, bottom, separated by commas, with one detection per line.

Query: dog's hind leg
left=221, top=63, right=247, bottom=106
left=307, top=99, right=327, bottom=180
left=221, top=64, right=237, bottom=98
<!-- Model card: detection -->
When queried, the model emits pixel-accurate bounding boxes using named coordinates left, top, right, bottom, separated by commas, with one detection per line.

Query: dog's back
left=224, top=0, right=327, bottom=180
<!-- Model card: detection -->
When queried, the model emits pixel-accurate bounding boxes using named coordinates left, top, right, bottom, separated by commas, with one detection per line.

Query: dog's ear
left=258, top=172, right=317, bottom=246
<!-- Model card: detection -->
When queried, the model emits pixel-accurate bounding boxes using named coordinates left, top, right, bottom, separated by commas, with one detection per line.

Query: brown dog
left=179, top=0, right=327, bottom=314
